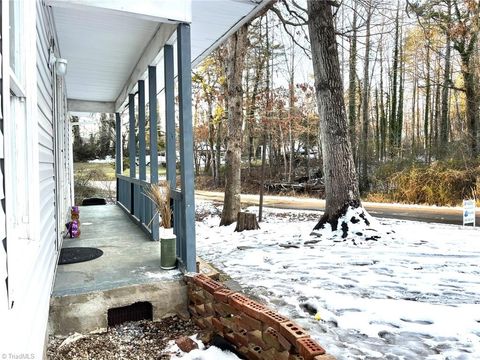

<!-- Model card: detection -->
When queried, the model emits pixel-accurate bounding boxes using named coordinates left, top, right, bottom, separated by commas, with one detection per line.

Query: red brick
left=234, top=328, right=249, bottom=347
left=192, top=273, right=211, bottom=287
left=296, top=337, right=326, bottom=360
left=188, top=290, right=204, bottom=305
left=195, top=304, right=206, bottom=316
left=259, top=310, right=290, bottom=331
left=247, top=329, right=268, bottom=349
left=212, top=317, right=224, bottom=333
left=238, top=346, right=249, bottom=356
left=213, top=302, right=238, bottom=316
left=201, top=278, right=224, bottom=294
left=243, top=300, right=267, bottom=319
left=220, top=316, right=237, bottom=332
left=261, top=348, right=290, bottom=360
left=236, top=313, right=262, bottom=331
left=263, top=326, right=291, bottom=352
left=289, top=355, right=305, bottom=360
left=203, top=316, right=214, bottom=329
left=192, top=274, right=223, bottom=294
left=228, top=293, right=250, bottom=312
left=248, top=343, right=263, bottom=360
left=193, top=317, right=206, bottom=329
left=224, top=331, right=236, bottom=344
left=204, top=302, right=215, bottom=316
left=175, top=336, right=199, bottom=353
left=279, top=321, right=309, bottom=345
left=214, top=288, right=235, bottom=303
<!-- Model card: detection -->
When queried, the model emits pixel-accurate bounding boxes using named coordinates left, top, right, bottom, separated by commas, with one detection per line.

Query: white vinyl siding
left=0, top=0, right=72, bottom=356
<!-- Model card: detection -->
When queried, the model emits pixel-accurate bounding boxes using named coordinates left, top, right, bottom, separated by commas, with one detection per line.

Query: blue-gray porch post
left=149, top=65, right=159, bottom=241
left=138, top=80, right=146, bottom=224
left=115, top=112, right=122, bottom=202
left=177, top=23, right=196, bottom=273
left=128, top=94, right=136, bottom=214
left=164, top=44, right=176, bottom=189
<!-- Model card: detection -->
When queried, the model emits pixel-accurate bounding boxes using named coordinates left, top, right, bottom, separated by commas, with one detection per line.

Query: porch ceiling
left=48, top=0, right=270, bottom=113
left=52, top=5, right=176, bottom=103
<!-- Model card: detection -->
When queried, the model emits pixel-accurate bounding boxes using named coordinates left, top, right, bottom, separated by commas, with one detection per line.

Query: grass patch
left=74, top=162, right=166, bottom=181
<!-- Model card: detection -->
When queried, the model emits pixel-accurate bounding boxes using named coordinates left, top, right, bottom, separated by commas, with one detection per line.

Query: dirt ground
left=47, top=316, right=200, bottom=360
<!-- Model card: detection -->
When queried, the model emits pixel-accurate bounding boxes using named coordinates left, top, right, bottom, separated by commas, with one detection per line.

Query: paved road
left=87, top=182, right=478, bottom=226
left=195, top=190, right=479, bottom=226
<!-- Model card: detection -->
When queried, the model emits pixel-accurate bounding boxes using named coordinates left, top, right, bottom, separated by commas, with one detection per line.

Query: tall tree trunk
left=215, top=117, right=222, bottom=187
left=434, top=66, right=441, bottom=157
left=288, top=48, right=295, bottom=182
left=461, top=56, right=479, bottom=158
left=379, top=42, right=387, bottom=161
left=424, top=43, right=431, bottom=162
left=348, top=0, right=358, bottom=160
left=439, top=0, right=451, bottom=158
left=375, top=88, right=380, bottom=160
left=389, top=6, right=400, bottom=156
left=412, top=72, right=417, bottom=155
left=360, top=1, right=372, bottom=192
left=220, top=25, right=249, bottom=226
left=307, top=0, right=361, bottom=228
left=396, top=33, right=404, bottom=157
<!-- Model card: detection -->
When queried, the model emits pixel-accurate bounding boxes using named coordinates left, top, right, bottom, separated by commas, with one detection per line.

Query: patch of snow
left=88, top=155, right=115, bottom=163
left=195, top=202, right=480, bottom=359
left=310, top=206, right=393, bottom=246
left=164, top=335, right=240, bottom=360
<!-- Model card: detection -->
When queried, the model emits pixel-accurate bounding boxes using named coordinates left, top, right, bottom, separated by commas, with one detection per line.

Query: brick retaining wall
left=186, top=273, right=335, bottom=360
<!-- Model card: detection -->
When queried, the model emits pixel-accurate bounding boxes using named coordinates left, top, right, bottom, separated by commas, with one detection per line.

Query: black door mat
left=82, top=197, right=107, bottom=206
left=59, top=247, right=104, bottom=265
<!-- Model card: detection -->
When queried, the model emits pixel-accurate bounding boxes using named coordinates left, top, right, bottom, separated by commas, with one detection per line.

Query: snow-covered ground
left=195, top=201, right=480, bottom=360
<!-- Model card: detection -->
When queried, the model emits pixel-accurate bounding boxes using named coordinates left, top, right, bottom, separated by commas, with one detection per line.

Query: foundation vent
left=107, top=301, right=153, bottom=327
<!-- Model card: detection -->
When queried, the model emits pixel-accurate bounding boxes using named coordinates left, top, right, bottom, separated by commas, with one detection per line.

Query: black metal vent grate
left=107, top=301, right=153, bottom=327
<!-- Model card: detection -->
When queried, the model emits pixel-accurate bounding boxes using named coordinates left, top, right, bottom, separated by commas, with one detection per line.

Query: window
left=9, top=0, right=24, bottom=87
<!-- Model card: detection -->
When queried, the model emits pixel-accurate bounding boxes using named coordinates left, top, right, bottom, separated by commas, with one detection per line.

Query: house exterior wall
left=0, top=0, right=72, bottom=357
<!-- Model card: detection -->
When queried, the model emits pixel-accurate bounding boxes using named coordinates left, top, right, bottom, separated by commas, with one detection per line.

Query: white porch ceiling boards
left=48, top=0, right=270, bottom=112
left=52, top=5, right=175, bottom=103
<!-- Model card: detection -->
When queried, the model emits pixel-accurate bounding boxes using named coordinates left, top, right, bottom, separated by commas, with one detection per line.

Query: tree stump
left=234, top=212, right=260, bottom=232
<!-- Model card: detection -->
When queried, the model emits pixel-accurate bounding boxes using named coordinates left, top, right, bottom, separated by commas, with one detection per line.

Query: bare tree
left=220, top=25, right=249, bottom=226
left=307, top=0, right=361, bottom=229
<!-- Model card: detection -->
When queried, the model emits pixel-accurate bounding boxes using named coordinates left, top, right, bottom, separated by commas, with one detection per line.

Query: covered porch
left=48, top=0, right=270, bottom=274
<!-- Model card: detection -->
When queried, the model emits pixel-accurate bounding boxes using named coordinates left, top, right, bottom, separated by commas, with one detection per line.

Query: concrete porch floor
left=49, top=205, right=187, bottom=336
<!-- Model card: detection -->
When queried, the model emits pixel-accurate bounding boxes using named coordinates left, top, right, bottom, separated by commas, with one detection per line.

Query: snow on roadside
left=195, top=201, right=480, bottom=360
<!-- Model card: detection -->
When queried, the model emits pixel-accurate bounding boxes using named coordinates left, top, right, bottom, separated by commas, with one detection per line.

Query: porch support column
left=138, top=80, right=146, bottom=225
left=177, top=23, right=196, bottom=272
left=149, top=65, right=159, bottom=241
left=164, top=44, right=176, bottom=189
left=115, top=112, right=122, bottom=202
left=128, top=94, right=136, bottom=214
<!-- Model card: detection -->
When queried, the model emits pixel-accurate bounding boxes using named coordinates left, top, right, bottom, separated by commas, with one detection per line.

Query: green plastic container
left=160, top=228, right=177, bottom=269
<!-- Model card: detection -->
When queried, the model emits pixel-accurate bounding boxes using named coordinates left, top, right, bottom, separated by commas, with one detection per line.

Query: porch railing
left=116, top=174, right=155, bottom=240
left=116, top=174, right=188, bottom=268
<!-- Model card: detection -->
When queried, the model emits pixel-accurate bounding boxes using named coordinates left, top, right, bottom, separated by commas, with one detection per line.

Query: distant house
left=0, top=0, right=269, bottom=357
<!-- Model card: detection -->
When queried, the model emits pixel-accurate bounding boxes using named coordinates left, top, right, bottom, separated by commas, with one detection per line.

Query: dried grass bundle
left=145, top=181, right=172, bottom=228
